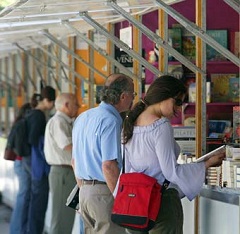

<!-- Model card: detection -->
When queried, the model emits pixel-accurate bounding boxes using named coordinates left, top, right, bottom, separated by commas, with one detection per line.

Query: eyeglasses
left=173, top=98, right=183, bottom=106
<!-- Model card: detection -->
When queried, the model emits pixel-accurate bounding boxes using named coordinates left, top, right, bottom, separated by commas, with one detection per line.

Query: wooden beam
left=195, top=1, right=206, bottom=234
left=158, top=9, right=168, bottom=74
left=133, top=15, right=141, bottom=100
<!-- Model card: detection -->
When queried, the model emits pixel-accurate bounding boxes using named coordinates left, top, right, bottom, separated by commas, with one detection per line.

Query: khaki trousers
left=49, top=166, right=76, bottom=234
left=79, top=183, right=127, bottom=234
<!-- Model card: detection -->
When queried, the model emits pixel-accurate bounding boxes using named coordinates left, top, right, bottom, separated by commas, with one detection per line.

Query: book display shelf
left=132, top=2, right=240, bottom=233
left=114, top=0, right=240, bottom=233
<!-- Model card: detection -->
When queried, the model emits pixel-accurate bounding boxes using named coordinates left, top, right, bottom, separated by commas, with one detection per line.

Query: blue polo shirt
left=72, top=102, right=123, bottom=181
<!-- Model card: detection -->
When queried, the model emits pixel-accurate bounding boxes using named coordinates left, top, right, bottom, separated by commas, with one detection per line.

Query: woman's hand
left=205, top=152, right=225, bottom=169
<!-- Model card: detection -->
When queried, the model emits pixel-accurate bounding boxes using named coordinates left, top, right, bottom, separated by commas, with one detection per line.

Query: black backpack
left=13, top=117, right=31, bottom=157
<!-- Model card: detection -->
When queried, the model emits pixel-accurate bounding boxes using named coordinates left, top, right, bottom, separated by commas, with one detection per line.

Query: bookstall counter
left=199, top=185, right=240, bottom=234
left=200, top=185, right=240, bottom=205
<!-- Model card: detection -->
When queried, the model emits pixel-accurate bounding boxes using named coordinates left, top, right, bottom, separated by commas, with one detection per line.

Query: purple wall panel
left=115, top=0, right=239, bottom=84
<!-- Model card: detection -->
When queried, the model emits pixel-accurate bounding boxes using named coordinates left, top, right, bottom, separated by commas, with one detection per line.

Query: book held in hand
left=195, top=145, right=226, bottom=163
left=66, top=184, right=79, bottom=210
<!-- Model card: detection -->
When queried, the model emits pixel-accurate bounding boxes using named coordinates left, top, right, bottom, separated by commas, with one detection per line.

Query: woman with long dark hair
left=122, top=75, right=225, bottom=234
left=9, top=103, right=32, bottom=234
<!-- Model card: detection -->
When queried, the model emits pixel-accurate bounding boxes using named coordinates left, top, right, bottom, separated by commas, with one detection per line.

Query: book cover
left=208, top=120, right=231, bottom=137
left=188, top=82, right=211, bottom=103
left=183, top=116, right=196, bottom=126
left=188, top=83, right=196, bottom=103
left=182, top=32, right=195, bottom=61
left=156, top=28, right=182, bottom=61
left=233, top=106, right=240, bottom=142
left=206, top=30, right=228, bottom=61
left=168, top=64, right=183, bottom=79
left=211, top=73, right=236, bottom=102
left=229, top=77, right=240, bottom=102
left=234, top=32, right=240, bottom=58
left=230, top=31, right=240, bottom=58
left=168, top=28, right=182, bottom=61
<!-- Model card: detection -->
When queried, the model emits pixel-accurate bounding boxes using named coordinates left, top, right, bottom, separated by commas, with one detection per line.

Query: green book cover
left=168, top=28, right=182, bottom=61
left=211, top=73, right=236, bottom=102
left=182, top=30, right=195, bottom=61
left=207, top=30, right=228, bottom=61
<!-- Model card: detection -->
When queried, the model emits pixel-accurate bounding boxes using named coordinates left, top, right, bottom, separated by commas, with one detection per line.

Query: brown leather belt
left=82, top=180, right=106, bottom=185
left=51, top=164, right=72, bottom=169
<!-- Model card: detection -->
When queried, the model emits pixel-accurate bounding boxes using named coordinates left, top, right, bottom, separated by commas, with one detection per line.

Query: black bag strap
left=122, top=144, right=126, bottom=174
left=122, top=144, right=170, bottom=189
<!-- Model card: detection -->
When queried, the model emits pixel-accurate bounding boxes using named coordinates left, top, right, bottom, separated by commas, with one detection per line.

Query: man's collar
left=55, top=111, right=73, bottom=124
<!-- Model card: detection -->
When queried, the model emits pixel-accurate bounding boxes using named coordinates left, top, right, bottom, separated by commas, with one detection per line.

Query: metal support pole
left=108, top=0, right=204, bottom=75
left=11, top=53, right=17, bottom=115
left=4, top=57, right=9, bottom=131
left=16, top=70, right=27, bottom=92
left=223, top=0, right=240, bottom=13
left=79, top=11, right=162, bottom=77
left=158, top=9, right=168, bottom=74
left=88, top=30, right=95, bottom=108
left=15, top=44, right=41, bottom=90
left=40, top=30, right=107, bottom=81
left=63, top=20, right=140, bottom=81
left=49, top=70, right=61, bottom=91
left=0, top=72, right=18, bottom=91
left=30, top=38, right=77, bottom=86
left=132, top=14, right=142, bottom=100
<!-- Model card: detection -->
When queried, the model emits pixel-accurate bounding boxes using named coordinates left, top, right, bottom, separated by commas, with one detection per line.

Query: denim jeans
left=27, top=175, right=49, bottom=234
left=9, top=158, right=31, bottom=234
left=79, top=215, right=84, bottom=234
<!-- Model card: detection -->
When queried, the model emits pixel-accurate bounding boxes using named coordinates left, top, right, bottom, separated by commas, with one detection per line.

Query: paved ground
left=0, top=203, right=11, bottom=234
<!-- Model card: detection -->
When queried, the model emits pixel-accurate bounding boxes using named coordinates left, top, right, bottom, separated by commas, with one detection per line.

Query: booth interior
left=0, top=0, right=239, bottom=233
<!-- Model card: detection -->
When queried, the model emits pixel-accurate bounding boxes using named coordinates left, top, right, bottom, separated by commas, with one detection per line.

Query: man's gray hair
left=99, top=73, right=132, bottom=105
left=55, top=93, right=74, bottom=110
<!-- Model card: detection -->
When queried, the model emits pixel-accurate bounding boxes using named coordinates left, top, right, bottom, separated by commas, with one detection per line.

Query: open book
left=195, top=145, right=226, bottom=163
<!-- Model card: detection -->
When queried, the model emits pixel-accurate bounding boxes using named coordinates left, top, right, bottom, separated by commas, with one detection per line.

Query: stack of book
left=233, top=166, right=240, bottom=188
left=222, top=159, right=240, bottom=188
left=206, top=166, right=222, bottom=186
left=227, top=145, right=240, bottom=160
left=233, top=106, right=240, bottom=143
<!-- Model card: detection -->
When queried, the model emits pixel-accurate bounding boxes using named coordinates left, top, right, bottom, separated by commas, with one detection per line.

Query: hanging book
left=206, top=30, right=228, bottom=61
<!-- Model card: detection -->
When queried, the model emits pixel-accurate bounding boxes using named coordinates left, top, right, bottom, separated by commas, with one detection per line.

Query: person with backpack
left=9, top=103, right=32, bottom=234
left=25, top=86, right=56, bottom=234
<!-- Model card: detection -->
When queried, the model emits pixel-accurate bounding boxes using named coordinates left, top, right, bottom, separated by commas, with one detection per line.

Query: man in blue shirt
left=72, top=73, right=135, bottom=234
